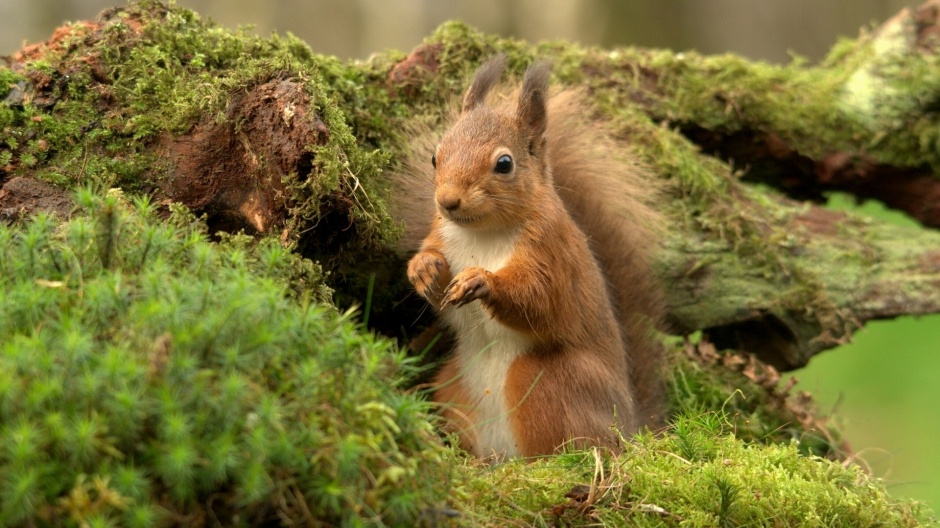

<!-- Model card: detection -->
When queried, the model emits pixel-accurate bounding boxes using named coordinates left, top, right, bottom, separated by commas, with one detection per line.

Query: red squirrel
left=397, top=56, right=664, bottom=459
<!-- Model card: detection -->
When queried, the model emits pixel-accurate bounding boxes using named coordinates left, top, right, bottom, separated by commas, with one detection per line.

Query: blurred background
left=2, top=0, right=938, bottom=513
left=0, top=0, right=918, bottom=62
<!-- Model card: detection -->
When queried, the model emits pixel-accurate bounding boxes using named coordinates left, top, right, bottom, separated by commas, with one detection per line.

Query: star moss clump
left=0, top=190, right=450, bottom=526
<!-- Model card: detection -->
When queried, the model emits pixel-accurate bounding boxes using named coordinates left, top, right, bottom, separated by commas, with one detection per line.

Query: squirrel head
left=432, top=57, right=553, bottom=230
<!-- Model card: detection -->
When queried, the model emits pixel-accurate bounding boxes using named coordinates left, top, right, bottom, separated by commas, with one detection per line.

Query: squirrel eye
left=494, top=155, right=513, bottom=174
left=431, top=154, right=437, bottom=168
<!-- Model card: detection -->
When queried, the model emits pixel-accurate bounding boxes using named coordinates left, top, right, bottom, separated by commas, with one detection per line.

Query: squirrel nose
left=438, top=196, right=461, bottom=212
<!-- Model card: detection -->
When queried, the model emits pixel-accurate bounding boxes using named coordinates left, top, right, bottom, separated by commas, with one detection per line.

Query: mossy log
left=3, top=1, right=940, bottom=373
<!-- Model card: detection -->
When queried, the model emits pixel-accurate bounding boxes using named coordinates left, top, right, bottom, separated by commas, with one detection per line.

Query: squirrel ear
left=462, top=55, right=507, bottom=113
left=517, top=61, right=551, bottom=148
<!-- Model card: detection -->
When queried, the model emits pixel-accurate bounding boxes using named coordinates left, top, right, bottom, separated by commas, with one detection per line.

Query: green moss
left=664, top=338, right=838, bottom=458
left=454, top=412, right=929, bottom=527
left=579, top=20, right=940, bottom=174
left=0, top=190, right=450, bottom=526
left=581, top=46, right=859, bottom=161
left=1, top=1, right=399, bottom=261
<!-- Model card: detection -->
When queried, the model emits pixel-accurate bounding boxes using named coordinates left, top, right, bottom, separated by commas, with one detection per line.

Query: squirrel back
left=543, top=90, right=666, bottom=428
left=393, top=57, right=665, bottom=456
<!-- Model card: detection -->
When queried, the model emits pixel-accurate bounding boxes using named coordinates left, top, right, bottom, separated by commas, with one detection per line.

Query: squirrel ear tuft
left=462, top=55, right=507, bottom=113
left=517, top=60, right=551, bottom=146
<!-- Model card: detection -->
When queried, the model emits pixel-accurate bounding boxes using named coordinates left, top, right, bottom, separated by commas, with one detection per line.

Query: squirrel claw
left=407, top=250, right=451, bottom=304
left=442, top=267, right=490, bottom=307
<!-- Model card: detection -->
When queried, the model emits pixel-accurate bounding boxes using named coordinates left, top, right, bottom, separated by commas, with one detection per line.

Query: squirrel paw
left=442, top=267, right=491, bottom=307
left=407, top=250, right=451, bottom=304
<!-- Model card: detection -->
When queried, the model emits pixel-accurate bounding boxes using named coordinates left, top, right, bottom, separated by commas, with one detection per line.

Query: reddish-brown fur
left=395, top=56, right=665, bottom=458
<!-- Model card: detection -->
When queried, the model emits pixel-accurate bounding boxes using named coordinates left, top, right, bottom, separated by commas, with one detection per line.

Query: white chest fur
left=439, top=222, right=532, bottom=459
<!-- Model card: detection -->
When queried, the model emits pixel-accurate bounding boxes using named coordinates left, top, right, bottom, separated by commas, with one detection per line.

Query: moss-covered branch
left=4, top=1, right=940, bottom=371
left=580, top=1, right=940, bottom=228
left=660, top=188, right=940, bottom=370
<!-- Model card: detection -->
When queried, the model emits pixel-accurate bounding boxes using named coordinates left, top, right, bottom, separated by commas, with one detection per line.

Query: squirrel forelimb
left=407, top=248, right=451, bottom=307
left=406, top=250, right=495, bottom=309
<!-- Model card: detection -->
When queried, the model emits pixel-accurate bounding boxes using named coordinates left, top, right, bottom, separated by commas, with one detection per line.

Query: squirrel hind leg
left=504, top=350, right=633, bottom=456
left=431, top=357, right=482, bottom=455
